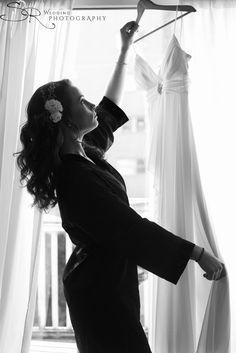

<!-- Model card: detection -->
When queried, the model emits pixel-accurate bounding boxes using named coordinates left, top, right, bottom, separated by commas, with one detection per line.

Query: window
left=136, top=115, right=145, bottom=131
left=33, top=7, right=150, bottom=349
left=116, top=158, right=146, bottom=175
left=137, top=158, right=146, bottom=173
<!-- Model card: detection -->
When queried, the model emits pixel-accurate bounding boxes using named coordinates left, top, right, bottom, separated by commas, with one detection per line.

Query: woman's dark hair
left=14, top=79, right=102, bottom=212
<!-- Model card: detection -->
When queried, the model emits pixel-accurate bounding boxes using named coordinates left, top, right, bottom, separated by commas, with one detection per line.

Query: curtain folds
left=133, top=2, right=234, bottom=352
left=180, top=0, right=236, bottom=8
left=0, top=1, right=74, bottom=352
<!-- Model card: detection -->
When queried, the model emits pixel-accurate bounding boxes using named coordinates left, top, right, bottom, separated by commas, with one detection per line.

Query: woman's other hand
left=120, top=21, right=139, bottom=51
left=197, top=249, right=227, bottom=281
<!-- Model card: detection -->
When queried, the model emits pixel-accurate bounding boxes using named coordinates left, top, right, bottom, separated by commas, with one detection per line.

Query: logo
left=0, top=1, right=56, bottom=29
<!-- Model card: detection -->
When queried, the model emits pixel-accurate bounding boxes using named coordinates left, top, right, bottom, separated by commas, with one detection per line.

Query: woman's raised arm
left=104, top=21, right=139, bottom=106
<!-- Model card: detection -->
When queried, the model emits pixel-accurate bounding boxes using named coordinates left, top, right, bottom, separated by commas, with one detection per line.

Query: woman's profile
left=15, top=21, right=225, bottom=353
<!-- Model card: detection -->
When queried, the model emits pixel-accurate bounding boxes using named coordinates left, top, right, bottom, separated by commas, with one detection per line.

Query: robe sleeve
left=60, top=165, right=195, bottom=285
left=84, top=95, right=129, bottom=153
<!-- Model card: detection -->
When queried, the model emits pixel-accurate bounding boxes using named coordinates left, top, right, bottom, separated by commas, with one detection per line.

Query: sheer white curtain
left=0, top=1, right=74, bottom=352
left=132, top=1, right=235, bottom=352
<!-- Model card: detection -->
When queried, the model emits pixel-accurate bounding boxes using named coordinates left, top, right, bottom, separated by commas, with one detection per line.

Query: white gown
left=134, top=34, right=231, bottom=353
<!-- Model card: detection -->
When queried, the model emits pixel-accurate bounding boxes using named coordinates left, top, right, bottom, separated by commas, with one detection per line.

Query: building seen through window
left=116, top=158, right=146, bottom=175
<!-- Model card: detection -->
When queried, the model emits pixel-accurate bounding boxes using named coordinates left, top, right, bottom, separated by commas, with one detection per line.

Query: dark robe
left=54, top=96, right=195, bottom=353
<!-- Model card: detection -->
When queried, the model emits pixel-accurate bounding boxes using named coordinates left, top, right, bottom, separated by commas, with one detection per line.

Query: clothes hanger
left=133, top=0, right=196, bottom=44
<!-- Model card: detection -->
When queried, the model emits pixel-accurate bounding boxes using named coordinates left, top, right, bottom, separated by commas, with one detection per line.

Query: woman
left=16, top=21, right=225, bottom=353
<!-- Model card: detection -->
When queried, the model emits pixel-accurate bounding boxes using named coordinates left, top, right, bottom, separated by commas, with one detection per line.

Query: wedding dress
left=134, top=34, right=230, bottom=353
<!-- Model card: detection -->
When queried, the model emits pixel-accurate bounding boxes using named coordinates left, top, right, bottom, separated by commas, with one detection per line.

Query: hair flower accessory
left=44, top=99, right=63, bottom=123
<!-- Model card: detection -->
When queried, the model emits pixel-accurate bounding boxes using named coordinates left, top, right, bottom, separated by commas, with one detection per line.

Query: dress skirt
left=62, top=244, right=152, bottom=353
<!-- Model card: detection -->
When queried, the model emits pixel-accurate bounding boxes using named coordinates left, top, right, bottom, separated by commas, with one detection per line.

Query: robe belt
left=62, top=243, right=89, bottom=283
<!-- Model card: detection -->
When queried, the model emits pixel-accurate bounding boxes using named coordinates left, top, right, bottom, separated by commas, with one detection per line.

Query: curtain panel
left=0, top=1, right=74, bottom=353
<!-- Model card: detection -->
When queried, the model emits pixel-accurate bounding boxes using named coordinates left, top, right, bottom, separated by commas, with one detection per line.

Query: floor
left=30, top=340, right=78, bottom=353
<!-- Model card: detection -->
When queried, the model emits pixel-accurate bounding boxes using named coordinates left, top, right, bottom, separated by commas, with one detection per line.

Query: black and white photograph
left=0, top=0, right=235, bottom=352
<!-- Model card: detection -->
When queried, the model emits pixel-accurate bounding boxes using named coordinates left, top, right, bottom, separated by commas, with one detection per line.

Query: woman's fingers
left=121, top=21, right=139, bottom=35
left=215, top=263, right=226, bottom=280
left=203, top=263, right=226, bottom=281
left=204, top=271, right=218, bottom=280
left=218, top=263, right=227, bottom=279
left=213, top=266, right=221, bottom=280
left=203, top=272, right=214, bottom=280
left=121, top=21, right=138, bottom=30
left=120, top=21, right=139, bottom=50
left=198, top=250, right=227, bottom=281
left=216, top=267, right=221, bottom=280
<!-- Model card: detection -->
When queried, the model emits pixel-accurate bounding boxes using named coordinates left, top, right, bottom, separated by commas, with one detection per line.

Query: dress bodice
left=134, top=34, right=191, bottom=94
left=159, top=34, right=191, bottom=81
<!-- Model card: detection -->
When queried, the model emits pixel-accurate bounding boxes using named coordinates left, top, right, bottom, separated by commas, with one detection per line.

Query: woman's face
left=66, top=84, right=98, bottom=136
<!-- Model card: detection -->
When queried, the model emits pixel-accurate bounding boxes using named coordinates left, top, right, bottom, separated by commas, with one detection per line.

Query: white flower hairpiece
left=40, top=82, right=64, bottom=123
left=44, top=99, right=63, bottom=123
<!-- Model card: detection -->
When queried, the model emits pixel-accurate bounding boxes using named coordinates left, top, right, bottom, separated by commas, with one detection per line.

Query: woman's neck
left=60, top=139, right=96, bottom=164
left=60, top=139, right=85, bottom=156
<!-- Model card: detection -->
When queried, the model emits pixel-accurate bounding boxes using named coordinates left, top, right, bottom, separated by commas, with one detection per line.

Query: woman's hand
left=120, top=21, right=139, bottom=51
left=197, top=249, right=227, bottom=281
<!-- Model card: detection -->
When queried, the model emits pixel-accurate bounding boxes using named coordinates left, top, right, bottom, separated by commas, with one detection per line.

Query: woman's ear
left=62, top=119, right=73, bottom=129
left=60, top=119, right=80, bottom=141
